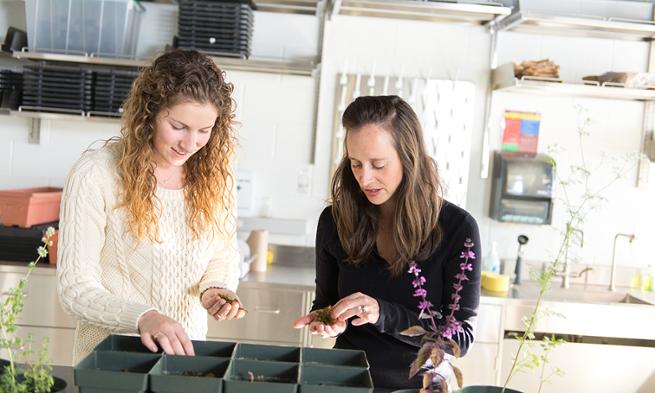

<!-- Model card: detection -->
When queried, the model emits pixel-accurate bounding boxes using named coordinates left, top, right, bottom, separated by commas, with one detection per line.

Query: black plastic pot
left=234, top=343, right=300, bottom=363
left=301, top=347, right=369, bottom=369
left=299, top=364, right=373, bottom=393
left=149, top=355, right=230, bottom=393
left=74, top=350, right=161, bottom=393
left=224, top=359, right=299, bottom=393
left=0, top=358, right=67, bottom=393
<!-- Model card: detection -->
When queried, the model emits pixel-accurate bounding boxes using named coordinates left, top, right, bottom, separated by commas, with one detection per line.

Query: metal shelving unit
left=494, top=11, right=655, bottom=42
left=256, top=0, right=323, bottom=15
left=4, top=109, right=121, bottom=123
left=329, top=0, right=510, bottom=24
left=492, top=63, right=655, bottom=102
left=11, top=50, right=318, bottom=77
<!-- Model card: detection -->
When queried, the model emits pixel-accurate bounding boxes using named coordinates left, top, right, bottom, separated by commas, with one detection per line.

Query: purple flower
left=454, top=273, right=469, bottom=281
left=414, top=288, right=428, bottom=297
left=453, top=283, right=463, bottom=292
left=459, top=262, right=473, bottom=271
left=412, top=276, right=426, bottom=287
left=460, top=250, right=476, bottom=259
left=418, top=300, right=431, bottom=310
left=408, top=264, right=422, bottom=275
left=464, top=238, right=474, bottom=248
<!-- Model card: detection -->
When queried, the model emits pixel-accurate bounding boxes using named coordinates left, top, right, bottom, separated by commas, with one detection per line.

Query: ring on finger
left=153, top=332, right=163, bottom=339
left=360, top=305, right=368, bottom=314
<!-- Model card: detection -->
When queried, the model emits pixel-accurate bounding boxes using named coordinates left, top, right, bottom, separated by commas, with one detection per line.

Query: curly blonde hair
left=117, top=49, right=236, bottom=242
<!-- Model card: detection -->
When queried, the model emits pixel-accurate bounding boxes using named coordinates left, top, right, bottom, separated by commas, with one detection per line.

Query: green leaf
left=400, top=325, right=427, bottom=337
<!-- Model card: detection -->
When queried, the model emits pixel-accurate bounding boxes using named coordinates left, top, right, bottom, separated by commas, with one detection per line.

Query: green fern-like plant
left=0, top=227, right=56, bottom=393
left=501, top=105, right=635, bottom=393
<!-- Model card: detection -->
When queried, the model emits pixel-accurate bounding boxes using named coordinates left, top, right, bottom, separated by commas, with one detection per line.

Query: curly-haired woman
left=57, top=49, right=244, bottom=363
left=293, top=95, right=481, bottom=392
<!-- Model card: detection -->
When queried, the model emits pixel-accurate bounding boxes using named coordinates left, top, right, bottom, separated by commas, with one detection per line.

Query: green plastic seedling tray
left=74, top=350, right=161, bottom=393
left=224, top=359, right=299, bottom=393
left=234, top=343, right=300, bottom=362
left=299, top=364, right=373, bottom=393
left=149, top=355, right=230, bottom=393
left=301, top=347, right=369, bottom=369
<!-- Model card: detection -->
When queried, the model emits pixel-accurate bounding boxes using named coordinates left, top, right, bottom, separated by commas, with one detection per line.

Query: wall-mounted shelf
left=256, top=0, right=323, bottom=15
left=330, top=0, right=510, bottom=24
left=1, top=108, right=121, bottom=123
left=11, top=50, right=318, bottom=77
left=493, top=11, right=655, bottom=41
left=492, top=63, right=655, bottom=102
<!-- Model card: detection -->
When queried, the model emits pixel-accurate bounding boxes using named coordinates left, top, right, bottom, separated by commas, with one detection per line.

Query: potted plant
left=393, top=239, right=484, bottom=393
left=394, top=106, right=631, bottom=393
left=0, top=226, right=66, bottom=393
left=498, top=107, right=633, bottom=393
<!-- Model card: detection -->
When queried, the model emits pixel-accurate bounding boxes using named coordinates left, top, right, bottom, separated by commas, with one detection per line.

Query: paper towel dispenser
left=490, top=151, right=555, bottom=225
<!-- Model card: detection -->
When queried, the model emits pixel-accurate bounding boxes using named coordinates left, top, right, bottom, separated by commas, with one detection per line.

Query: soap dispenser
left=483, top=241, right=501, bottom=274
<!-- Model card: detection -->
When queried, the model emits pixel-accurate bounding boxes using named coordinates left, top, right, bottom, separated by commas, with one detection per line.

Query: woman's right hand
left=138, top=310, right=195, bottom=356
left=292, top=314, right=346, bottom=338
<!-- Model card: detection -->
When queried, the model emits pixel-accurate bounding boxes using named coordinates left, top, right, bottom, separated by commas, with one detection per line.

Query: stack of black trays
left=92, top=68, right=139, bottom=115
left=22, top=62, right=92, bottom=113
left=176, top=0, right=255, bottom=59
left=0, top=70, right=22, bottom=109
left=0, top=222, right=57, bottom=263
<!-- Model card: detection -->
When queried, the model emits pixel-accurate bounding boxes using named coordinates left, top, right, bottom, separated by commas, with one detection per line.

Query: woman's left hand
left=201, top=288, right=247, bottom=321
left=330, top=292, right=380, bottom=326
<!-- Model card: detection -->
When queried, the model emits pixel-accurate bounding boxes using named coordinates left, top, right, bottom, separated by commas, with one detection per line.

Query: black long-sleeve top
left=312, top=201, right=482, bottom=391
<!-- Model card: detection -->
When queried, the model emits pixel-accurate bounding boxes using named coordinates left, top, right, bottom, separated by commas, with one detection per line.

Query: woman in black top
left=293, top=95, right=481, bottom=392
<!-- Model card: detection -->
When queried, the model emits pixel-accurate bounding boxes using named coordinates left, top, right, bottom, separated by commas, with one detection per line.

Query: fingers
left=307, top=320, right=346, bottom=338
left=208, top=297, right=227, bottom=316
left=141, top=332, right=158, bottom=353
left=292, top=314, right=313, bottom=329
left=153, top=328, right=195, bottom=356
left=179, top=331, right=195, bottom=356
left=332, top=293, right=371, bottom=320
left=138, top=310, right=194, bottom=356
left=154, top=333, right=175, bottom=355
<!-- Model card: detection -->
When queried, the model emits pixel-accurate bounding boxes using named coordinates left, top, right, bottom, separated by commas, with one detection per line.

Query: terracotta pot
left=47, top=229, right=58, bottom=265
left=0, top=187, right=62, bottom=228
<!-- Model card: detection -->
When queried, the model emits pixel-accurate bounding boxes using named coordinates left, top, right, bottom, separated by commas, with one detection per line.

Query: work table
left=1, top=260, right=654, bottom=393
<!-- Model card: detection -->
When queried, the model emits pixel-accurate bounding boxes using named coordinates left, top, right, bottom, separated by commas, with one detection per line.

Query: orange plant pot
left=48, top=228, right=59, bottom=265
left=0, top=187, right=63, bottom=228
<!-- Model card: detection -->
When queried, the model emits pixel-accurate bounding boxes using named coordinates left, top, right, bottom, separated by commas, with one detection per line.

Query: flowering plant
left=400, top=238, right=476, bottom=393
left=0, top=227, right=56, bottom=393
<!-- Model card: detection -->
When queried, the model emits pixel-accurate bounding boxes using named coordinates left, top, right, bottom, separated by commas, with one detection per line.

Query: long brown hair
left=118, top=49, right=236, bottom=242
left=331, top=95, right=443, bottom=276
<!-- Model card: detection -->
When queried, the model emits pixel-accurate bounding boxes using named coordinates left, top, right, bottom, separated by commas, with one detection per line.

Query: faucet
left=554, top=226, right=589, bottom=288
left=609, top=233, right=636, bottom=291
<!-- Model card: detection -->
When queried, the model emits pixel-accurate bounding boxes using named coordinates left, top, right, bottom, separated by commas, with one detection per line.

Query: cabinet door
left=0, top=326, right=75, bottom=366
left=502, top=338, right=655, bottom=393
left=207, top=286, right=309, bottom=345
left=456, top=342, right=500, bottom=386
left=0, top=271, right=76, bottom=328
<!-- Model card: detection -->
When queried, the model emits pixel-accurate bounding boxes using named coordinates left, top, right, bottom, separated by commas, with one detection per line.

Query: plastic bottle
left=483, top=241, right=501, bottom=274
left=641, top=264, right=653, bottom=292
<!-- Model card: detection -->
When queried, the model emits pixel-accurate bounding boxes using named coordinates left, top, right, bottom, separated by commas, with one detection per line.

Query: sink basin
left=506, top=284, right=654, bottom=305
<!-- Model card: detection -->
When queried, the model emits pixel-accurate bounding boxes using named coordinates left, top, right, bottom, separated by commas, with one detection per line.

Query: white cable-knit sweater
left=56, top=144, right=240, bottom=364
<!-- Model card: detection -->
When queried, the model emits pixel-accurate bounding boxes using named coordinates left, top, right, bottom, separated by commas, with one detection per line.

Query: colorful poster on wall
left=502, top=111, right=541, bottom=154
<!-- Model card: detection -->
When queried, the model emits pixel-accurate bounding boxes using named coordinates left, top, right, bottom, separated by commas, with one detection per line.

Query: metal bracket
left=28, top=118, right=40, bottom=144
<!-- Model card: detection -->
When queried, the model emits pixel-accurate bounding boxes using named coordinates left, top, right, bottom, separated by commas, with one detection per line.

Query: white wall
left=1, top=2, right=654, bottom=267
